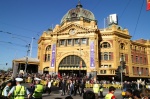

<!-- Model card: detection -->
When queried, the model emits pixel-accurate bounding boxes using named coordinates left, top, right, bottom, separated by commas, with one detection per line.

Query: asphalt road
left=22, top=83, right=123, bottom=99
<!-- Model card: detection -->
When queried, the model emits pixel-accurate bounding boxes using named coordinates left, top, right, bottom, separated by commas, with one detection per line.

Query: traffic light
left=122, top=61, right=126, bottom=69
left=115, top=66, right=121, bottom=78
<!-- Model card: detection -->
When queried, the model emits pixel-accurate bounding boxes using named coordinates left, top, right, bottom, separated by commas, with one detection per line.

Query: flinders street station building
left=13, top=2, right=150, bottom=80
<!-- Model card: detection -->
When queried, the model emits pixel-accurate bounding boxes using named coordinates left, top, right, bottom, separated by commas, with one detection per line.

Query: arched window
left=46, top=45, right=51, bottom=51
left=104, top=52, right=108, bottom=60
left=44, top=45, right=51, bottom=62
left=100, top=42, right=111, bottom=48
left=120, top=43, right=125, bottom=50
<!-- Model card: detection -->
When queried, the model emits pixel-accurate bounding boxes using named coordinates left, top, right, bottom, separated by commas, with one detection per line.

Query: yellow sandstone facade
left=37, top=3, right=150, bottom=80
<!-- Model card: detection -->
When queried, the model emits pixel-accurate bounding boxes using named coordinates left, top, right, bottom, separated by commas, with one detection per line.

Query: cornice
left=131, top=41, right=147, bottom=47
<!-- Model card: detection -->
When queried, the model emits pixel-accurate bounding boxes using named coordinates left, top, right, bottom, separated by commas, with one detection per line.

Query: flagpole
left=104, top=18, right=105, bottom=29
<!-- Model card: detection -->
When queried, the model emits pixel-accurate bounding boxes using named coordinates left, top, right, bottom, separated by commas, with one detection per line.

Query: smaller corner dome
left=60, top=2, right=96, bottom=24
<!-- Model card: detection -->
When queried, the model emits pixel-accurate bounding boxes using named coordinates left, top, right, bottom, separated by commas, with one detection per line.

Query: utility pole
left=120, top=61, right=123, bottom=90
left=24, top=44, right=30, bottom=76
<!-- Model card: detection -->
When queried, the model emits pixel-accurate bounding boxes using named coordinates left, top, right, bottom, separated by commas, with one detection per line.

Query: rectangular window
left=140, top=57, right=142, bottom=64
left=104, top=70, right=106, bottom=74
left=120, top=54, right=125, bottom=61
left=136, top=56, right=138, bottom=63
left=104, top=65, right=108, bottom=68
left=47, top=54, right=50, bottom=61
left=131, top=55, right=133, bottom=62
left=68, top=39, right=72, bottom=45
left=74, top=39, right=79, bottom=44
left=143, top=48, right=146, bottom=53
left=60, top=40, right=65, bottom=45
left=109, top=65, right=112, bottom=68
left=146, top=68, right=149, bottom=76
left=100, top=70, right=103, bottom=74
left=81, top=38, right=86, bottom=44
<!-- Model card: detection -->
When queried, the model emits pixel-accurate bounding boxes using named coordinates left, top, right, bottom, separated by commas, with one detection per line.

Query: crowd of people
left=1, top=72, right=150, bottom=99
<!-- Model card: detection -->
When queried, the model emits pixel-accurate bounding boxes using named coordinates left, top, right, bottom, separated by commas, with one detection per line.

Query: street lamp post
left=120, top=55, right=124, bottom=90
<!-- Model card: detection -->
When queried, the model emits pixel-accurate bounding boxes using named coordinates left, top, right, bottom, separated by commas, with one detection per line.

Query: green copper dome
left=61, top=2, right=96, bottom=24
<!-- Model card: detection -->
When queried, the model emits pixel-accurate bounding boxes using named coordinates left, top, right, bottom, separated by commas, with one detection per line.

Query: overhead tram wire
left=0, top=40, right=37, bottom=49
left=0, top=43, right=26, bottom=52
left=0, top=20, right=41, bottom=39
left=0, top=30, right=38, bottom=40
left=119, top=0, right=132, bottom=20
left=132, top=0, right=144, bottom=39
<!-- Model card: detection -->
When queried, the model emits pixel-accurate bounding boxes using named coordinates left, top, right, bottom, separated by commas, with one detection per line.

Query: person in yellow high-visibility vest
left=93, top=81, right=99, bottom=99
left=32, top=78, right=44, bottom=99
left=8, top=78, right=31, bottom=99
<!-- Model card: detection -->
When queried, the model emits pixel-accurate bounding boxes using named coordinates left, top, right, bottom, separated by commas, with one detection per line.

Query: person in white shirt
left=46, top=79, right=51, bottom=95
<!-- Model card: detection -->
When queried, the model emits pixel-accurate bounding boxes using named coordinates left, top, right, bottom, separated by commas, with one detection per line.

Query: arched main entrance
left=58, top=55, right=87, bottom=77
left=43, top=67, right=49, bottom=74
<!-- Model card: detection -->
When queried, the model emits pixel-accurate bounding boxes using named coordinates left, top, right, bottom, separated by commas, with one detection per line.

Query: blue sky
left=0, top=0, right=150, bottom=70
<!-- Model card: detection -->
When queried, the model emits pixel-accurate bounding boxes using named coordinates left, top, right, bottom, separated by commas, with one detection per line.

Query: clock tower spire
left=76, top=0, right=82, bottom=8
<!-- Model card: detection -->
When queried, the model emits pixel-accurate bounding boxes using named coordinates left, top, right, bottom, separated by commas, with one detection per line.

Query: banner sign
left=90, top=41, right=95, bottom=68
left=50, top=44, right=56, bottom=68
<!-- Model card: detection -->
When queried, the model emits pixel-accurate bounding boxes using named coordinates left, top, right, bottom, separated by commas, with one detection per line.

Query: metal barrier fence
left=25, top=78, right=123, bottom=88
left=25, top=78, right=150, bottom=89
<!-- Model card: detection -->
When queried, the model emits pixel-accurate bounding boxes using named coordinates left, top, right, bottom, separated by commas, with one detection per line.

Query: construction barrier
left=85, top=83, right=122, bottom=89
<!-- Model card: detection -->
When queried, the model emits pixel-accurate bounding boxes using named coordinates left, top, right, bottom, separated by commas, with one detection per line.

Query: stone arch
left=59, top=55, right=86, bottom=68
left=56, top=52, right=88, bottom=73
left=120, top=43, right=125, bottom=50
left=100, top=41, right=112, bottom=48
left=43, top=67, right=49, bottom=74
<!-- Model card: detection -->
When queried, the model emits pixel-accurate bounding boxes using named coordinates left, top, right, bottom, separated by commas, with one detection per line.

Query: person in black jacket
left=73, top=80, right=80, bottom=96
left=80, top=79, right=85, bottom=97
left=61, top=79, right=66, bottom=96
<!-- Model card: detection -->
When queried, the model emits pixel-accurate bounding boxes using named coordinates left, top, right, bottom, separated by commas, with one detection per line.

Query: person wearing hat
left=32, top=78, right=44, bottom=99
left=105, top=86, right=116, bottom=99
left=8, top=78, right=30, bottom=99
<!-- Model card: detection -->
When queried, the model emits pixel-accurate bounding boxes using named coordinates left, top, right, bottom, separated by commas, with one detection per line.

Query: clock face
left=69, top=29, right=76, bottom=35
